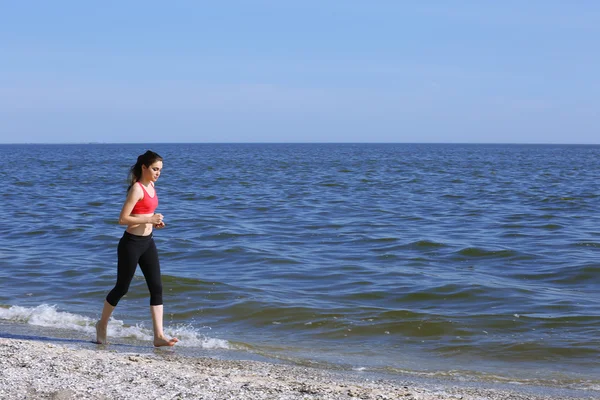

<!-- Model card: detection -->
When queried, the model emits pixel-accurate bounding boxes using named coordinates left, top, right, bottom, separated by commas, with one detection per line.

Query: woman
left=95, top=150, right=178, bottom=347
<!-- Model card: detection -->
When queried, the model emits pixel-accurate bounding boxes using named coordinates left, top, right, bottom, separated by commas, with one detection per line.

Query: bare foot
left=94, top=321, right=108, bottom=344
left=154, top=336, right=179, bottom=347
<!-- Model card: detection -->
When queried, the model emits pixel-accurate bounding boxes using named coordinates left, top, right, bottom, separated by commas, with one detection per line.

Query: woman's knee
left=106, top=284, right=130, bottom=306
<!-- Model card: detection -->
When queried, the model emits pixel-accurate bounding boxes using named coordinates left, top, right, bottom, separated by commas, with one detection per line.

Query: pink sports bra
left=131, top=182, right=158, bottom=214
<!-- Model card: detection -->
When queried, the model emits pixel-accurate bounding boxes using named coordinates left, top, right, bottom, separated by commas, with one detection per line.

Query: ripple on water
left=452, top=247, right=521, bottom=259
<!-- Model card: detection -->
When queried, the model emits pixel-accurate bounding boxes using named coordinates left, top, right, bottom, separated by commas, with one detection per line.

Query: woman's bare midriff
left=126, top=213, right=155, bottom=236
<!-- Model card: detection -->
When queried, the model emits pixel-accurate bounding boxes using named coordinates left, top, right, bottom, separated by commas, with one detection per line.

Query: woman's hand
left=154, top=221, right=166, bottom=229
left=149, top=213, right=164, bottom=225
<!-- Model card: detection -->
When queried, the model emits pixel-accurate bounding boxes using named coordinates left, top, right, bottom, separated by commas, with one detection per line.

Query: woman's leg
left=95, top=300, right=115, bottom=344
left=139, top=239, right=178, bottom=347
left=96, top=233, right=140, bottom=344
left=106, top=234, right=140, bottom=306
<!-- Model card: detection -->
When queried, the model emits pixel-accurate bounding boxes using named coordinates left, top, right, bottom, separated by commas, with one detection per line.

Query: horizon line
left=1, top=141, right=599, bottom=146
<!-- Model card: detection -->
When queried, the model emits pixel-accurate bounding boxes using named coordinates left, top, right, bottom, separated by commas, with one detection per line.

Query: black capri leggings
left=106, top=231, right=163, bottom=306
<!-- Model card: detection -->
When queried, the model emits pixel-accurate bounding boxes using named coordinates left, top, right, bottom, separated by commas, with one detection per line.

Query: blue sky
left=1, top=1, right=599, bottom=144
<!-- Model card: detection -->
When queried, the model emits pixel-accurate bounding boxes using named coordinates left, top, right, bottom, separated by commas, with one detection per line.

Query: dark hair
left=128, top=150, right=163, bottom=191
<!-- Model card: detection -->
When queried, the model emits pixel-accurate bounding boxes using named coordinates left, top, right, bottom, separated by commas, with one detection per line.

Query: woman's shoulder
left=127, top=182, right=144, bottom=198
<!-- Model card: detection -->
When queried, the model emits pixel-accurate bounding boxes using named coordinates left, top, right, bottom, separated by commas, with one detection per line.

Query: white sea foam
left=0, top=304, right=93, bottom=330
left=164, top=323, right=230, bottom=349
left=0, top=304, right=229, bottom=349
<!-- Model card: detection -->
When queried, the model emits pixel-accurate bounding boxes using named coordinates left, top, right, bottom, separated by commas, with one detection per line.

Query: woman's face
left=142, top=160, right=163, bottom=182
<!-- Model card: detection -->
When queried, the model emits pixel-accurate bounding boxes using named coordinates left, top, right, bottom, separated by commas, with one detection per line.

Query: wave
left=0, top=304, right=229, bottom=349
left=572, top=241, right=600, bottom=248
left=369, top=240, right=449, bottom=253
left=453, top=247, right=522, bottom=259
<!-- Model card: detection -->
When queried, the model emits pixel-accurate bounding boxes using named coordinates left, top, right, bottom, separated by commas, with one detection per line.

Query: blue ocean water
left=0, top=143, right=598, bottom=392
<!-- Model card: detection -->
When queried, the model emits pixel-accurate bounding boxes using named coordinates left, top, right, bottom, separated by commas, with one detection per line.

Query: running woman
left=95, top=150, right=178, bottom=347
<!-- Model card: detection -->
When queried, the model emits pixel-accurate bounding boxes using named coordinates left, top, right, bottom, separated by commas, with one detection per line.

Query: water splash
left=0, top=304, right=229, bottom=349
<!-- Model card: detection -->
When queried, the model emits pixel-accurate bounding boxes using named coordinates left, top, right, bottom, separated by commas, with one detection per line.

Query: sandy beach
left=0, top=338, right=593, bottom=400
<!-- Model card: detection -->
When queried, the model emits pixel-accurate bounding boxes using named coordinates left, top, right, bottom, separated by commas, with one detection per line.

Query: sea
left=1, top=143, right=598, bottom=396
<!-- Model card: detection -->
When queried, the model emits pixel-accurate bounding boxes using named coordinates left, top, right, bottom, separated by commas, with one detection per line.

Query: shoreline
left=0, top=338, right=594, bottom=400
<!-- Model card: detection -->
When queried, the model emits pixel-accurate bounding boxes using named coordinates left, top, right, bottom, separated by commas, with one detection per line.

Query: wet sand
left=0, top=338, right=592, bottom=399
